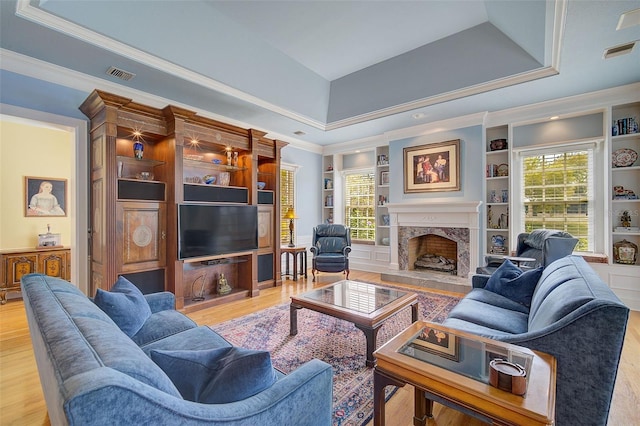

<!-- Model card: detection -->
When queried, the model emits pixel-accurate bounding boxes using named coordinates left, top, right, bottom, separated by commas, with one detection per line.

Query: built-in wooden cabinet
left=80, top=90, right=285, bottom=311
left=0, top=247, right=70, bottom=304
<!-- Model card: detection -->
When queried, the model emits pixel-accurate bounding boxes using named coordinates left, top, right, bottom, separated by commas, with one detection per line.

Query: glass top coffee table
left=373, top=321, right=556, bottom=426
left=290, top=280, right=418, bottom=367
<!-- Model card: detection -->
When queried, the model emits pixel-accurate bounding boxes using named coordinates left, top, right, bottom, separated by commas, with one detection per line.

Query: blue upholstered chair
left=310, top=224, right=352, bottom=282
left=477, top=229, right=578, bottom=275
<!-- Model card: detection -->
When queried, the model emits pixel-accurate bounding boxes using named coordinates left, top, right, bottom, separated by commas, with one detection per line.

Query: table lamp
left=284, top=207, right=298, bottom=247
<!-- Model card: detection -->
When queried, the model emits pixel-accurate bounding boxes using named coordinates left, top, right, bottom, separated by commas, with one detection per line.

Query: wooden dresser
left=0, top=247, right=71, bottom=304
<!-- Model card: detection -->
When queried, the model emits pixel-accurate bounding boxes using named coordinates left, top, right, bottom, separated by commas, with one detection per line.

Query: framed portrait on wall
left=403, top=139, right=460, bottom=193
left=25, top=176, right=67, bottom=217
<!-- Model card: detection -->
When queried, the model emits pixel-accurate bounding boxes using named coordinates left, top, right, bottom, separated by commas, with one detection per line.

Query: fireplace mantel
left=387, top=201, right=482, bottom=280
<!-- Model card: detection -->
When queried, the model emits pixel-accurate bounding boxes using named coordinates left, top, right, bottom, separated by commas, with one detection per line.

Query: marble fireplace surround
left=385, top=201, right=482, bottom=289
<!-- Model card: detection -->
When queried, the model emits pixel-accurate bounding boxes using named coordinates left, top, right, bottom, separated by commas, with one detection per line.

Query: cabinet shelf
left=117, top=155, right=165, bottom=167
left=182, top=289, right=251, bottom=313
left=611, top=133, right=639, bottom=142
left=611, top=165, right=640, bottom=172
left=183, top=158, right=246, bottom=172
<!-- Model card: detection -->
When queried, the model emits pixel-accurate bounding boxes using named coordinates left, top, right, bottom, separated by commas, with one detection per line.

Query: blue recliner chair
left=477, top=229, right=578, bottom=275
left=310, top=224, right=352, bottom=282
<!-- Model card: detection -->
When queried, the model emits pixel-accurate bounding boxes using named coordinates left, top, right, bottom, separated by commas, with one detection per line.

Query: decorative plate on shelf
left=497, top=163, right=509, bottom=177
left=612, top=148, right=638, bottom=167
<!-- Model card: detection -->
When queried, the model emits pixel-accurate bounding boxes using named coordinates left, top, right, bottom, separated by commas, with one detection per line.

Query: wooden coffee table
left=290, top=280, right=418, bottom=367
left=373, top=321, right=556, bottom=426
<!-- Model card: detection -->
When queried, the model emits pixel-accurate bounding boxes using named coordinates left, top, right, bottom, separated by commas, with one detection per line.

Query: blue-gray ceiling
left=1, top=0, right=639, bottom=145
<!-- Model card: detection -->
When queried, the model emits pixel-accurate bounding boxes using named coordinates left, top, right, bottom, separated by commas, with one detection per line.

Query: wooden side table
left=281, top=246, right=307, bottom=280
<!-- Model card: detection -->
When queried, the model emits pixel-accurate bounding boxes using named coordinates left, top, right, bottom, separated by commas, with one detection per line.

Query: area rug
left=210, top=283, right=460, bottom=426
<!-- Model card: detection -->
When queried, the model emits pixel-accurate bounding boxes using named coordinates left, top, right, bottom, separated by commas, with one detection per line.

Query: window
left=344, top=171, right=375, bottom=242
left=520, top=146, right=594, bottom=251
left=280, top=167, right=295, bottom=245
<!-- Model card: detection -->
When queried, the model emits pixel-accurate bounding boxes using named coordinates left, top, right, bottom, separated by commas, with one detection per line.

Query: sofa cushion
left=150, top=347, right=277, bottom=403
left=131, top=310, right=198, bottom=347
left=94, top=276, right=152, bottom=337
left=140, top=326, right=232, bottom=355
left=445, top=297, right=529, bottom=334
left=485, top=260, right=543, bottom=307
left=74, top=317, right=182, bottom=398
left=462, top=288, right=530, bottom=314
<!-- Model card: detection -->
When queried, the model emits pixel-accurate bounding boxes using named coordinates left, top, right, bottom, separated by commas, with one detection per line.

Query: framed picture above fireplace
left=403, top=139, right=460, bottom=193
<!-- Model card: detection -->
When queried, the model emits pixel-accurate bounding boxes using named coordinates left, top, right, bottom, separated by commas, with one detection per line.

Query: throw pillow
left=150, top=347, right=277, bottom=404
left=484, top=260, right=543, bottom=307
left=94, top=276, right=152, bottom=337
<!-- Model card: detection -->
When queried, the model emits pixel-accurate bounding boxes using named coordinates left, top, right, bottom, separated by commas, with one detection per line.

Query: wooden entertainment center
left=80, top=90, right=286, bottom=312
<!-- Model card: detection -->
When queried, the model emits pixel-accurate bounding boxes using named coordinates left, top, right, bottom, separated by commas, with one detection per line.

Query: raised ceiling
left=1, top=0, right=639, bottom=145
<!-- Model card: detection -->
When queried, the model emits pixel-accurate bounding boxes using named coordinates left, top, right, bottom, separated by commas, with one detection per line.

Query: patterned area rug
left=211, top=284, right=460, bottom=426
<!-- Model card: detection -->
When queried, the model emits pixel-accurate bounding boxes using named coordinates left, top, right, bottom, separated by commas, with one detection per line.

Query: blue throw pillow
left=94, top=276, right=152, bottom=337
left=484, top=260, right=543, bottom=307
left=150, top=347, right=277, bottom=403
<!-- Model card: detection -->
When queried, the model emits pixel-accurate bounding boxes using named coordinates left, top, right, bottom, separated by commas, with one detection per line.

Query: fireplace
left=399, top=226, right=470, bottom=276
left=410, top=234, right=458, bottom=275
left=385, top=201, right=482, bottom=285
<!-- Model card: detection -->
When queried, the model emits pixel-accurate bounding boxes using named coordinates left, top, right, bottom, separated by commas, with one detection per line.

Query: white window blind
left=344, top=171, right=375, bottom=242
left=280, top=168, right=295, bottom=244
left=520, top=146, right=594, bottom=251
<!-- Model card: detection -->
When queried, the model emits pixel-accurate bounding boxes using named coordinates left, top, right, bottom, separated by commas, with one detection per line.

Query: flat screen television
left=178, top=204, right=258, bottom=260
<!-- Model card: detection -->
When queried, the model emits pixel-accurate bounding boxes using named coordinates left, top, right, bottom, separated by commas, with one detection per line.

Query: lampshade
left=284, top=207, right=298, bottom=219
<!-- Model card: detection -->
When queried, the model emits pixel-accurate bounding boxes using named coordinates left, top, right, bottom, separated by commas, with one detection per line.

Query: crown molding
left=384, top=112, right=487, bottom=142
left=485, top=82, right=640, bottom=127
left=324, top=66, right=558, bottom=131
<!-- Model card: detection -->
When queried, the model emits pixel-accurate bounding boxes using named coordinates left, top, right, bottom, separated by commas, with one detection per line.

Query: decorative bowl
left=490, top=139, right=508, bottom=151
left=203, top=174, right=216, bottom=185
left=612, top=148, right=638, bottom=167
left=257, top=181, right=266, bottom=190
left=212, top=159, right=222, bottom=165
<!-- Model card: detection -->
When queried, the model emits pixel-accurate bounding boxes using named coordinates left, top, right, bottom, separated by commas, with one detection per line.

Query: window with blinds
left=521, top=148, right=593, bottom=251
left=280, top=168, right=295, bottom=244
left=344, top=171, right=375, bottom=242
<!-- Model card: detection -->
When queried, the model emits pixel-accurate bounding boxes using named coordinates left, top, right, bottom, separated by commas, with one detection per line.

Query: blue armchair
left=477, top=229, right=578, bottom=275
left=310, top=224, right=352, bottom=282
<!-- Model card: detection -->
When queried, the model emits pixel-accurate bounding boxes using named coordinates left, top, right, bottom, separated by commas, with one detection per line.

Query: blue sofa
left=21, top=274, right=333, bottom=426
left=443, top=256, right=629, bottom=426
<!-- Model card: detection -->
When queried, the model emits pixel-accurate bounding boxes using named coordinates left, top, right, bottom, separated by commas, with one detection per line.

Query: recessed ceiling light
left=549, top=116, right=559, bottom=120
left=293, top=130, right=306, bottom=136
left=617, top=8, right=640, bottom=30
left=603, top=41, right=637, bottom=59
left=412, top=112, right=426, bottom=120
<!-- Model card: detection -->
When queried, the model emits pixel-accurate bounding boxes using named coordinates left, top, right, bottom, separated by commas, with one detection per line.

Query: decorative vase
left=217, top=273, right=232, bottom=295
left=133, top=140, right=144, bottom=159
left=613, top=239, right=638, bottom=265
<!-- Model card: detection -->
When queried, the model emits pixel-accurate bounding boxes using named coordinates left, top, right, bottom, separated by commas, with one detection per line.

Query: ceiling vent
left=106, top=66, right=136, bottom=81
left=603, top=42, right=636, bottom=59
left=293, top=130, right=306, bottom=136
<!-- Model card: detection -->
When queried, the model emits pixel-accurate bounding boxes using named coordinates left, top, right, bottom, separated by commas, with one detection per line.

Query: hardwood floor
left=1, top=270, right=638, bottom=425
